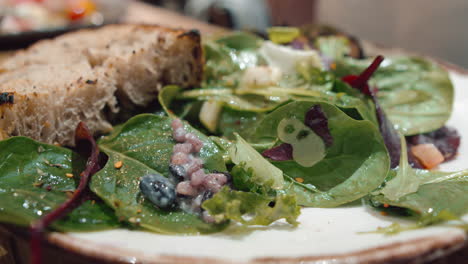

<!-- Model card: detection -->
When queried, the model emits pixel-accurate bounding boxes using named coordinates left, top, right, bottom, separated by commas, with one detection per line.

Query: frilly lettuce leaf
left=202, top=187, right=300, bottom=226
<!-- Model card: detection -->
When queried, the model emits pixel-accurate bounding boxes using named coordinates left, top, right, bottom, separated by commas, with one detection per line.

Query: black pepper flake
left=86, top=79, right=98, bottom=85
left=0, top=92, right=14, bottom=106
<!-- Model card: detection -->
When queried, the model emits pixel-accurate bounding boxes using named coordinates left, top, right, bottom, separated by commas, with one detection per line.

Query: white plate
left=48, top=71, right=468, bottom=264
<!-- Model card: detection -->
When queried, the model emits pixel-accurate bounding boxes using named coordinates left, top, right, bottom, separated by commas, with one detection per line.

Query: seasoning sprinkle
left=295, top=177, right=304, bottom=183
left=114, top=161, right=123, bottom=169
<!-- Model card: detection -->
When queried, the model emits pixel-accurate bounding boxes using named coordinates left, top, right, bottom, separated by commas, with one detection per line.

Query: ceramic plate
left=38, top=70, right=467, bottom=264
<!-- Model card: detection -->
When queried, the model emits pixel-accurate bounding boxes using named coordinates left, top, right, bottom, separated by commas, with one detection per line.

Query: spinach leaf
left=332, top=80, right=378, bottom=125
left=0, top=137, right=119, bottom=231
left=334, top=56, right=453, bottom=135
left=251, top=101, right=390, bottom=207
left=218, top=107, right=263, bottom=139
left=371, top=170, right=468, bottom=224
left=90, top=114, right=228, bottom=234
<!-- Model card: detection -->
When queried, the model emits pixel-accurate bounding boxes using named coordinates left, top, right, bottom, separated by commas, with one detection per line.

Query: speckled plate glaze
left=46, top=71, right=468, bottom=264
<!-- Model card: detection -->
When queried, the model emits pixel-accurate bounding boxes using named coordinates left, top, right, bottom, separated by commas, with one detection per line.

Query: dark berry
left=139, top=174, right=176, bottom=209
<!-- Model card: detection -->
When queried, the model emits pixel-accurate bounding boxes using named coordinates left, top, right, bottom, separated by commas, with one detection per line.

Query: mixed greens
left=0, top=27, right=466, bottom=235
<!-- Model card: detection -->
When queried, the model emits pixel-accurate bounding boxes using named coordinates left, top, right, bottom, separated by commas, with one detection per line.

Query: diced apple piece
left=410, top=143, right=444, bottom=169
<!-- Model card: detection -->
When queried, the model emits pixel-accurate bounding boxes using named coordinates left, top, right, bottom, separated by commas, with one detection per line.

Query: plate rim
left=46, top=230, right=466, bottom=264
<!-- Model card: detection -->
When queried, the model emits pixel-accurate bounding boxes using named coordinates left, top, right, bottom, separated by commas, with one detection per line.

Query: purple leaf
left=262, top=143, right=293, bottom=161
left=371, top=96, right=401, bottom=168
left=304, top=105, right=333, bottom=147
left=30, top=122, right=100, bottom=264
left=342, top=55, right=384, bottom=96
left=342, top=55, right=401, bottom=168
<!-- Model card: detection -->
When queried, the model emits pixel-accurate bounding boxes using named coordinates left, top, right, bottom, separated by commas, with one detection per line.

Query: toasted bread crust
left=0, top=24, right=203, bottom=146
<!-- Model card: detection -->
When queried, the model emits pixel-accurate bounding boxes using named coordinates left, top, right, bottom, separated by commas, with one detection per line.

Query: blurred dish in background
left=0, top=0, right=128, bottom=49
left=184, top=0, right=270, bottom=32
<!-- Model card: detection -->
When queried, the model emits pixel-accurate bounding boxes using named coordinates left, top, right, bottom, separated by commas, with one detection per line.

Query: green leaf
left=371, top=170, right=468, bottom=223
left=202, top=187, right=300, bottom=226
left=203, top=32, right=262, bottom=87
left=90, top=114, right=228, bottom=234
left=251, top=101, right=390, bottom=207
left=0, top=137, right=120, bottom=231
left=180, top=88, right=284, bottom=112
left=331, top=80, right=378, bottom=124
left=158, top=85, right=182, bottom=118
left=370, top=133, right=468, bottom=223
left=229, top=133, right=284, bottom=189
left=379, top=135, right=420, bottom=200
left=215, top=32, right=262, bottom=50
left=315, top=36, right=351, bottom=60
left=217, top=107, right=264, bottom=140
left=334, top=56, right=453, bottom=135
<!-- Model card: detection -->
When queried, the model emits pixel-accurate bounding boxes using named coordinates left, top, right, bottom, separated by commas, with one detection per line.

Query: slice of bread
left=0, top=24, right=203, bottom=146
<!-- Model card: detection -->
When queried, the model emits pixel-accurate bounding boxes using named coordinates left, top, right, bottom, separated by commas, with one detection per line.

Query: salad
left=0, top=26, right=467, bottom=256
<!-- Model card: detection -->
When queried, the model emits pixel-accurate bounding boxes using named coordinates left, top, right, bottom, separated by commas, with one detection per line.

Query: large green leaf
left=334, top=56, right=453, bottom=135
left=90, top=114, right=228, bottom=234
left=251, top=101, right=390, bottom=207
left=0, top=137, right=119, bottom=232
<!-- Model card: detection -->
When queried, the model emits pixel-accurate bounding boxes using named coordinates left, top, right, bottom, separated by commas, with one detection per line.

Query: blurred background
left=144, top=0, right=468, bottom=68
left=1, top=0, right=467, bottom=67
